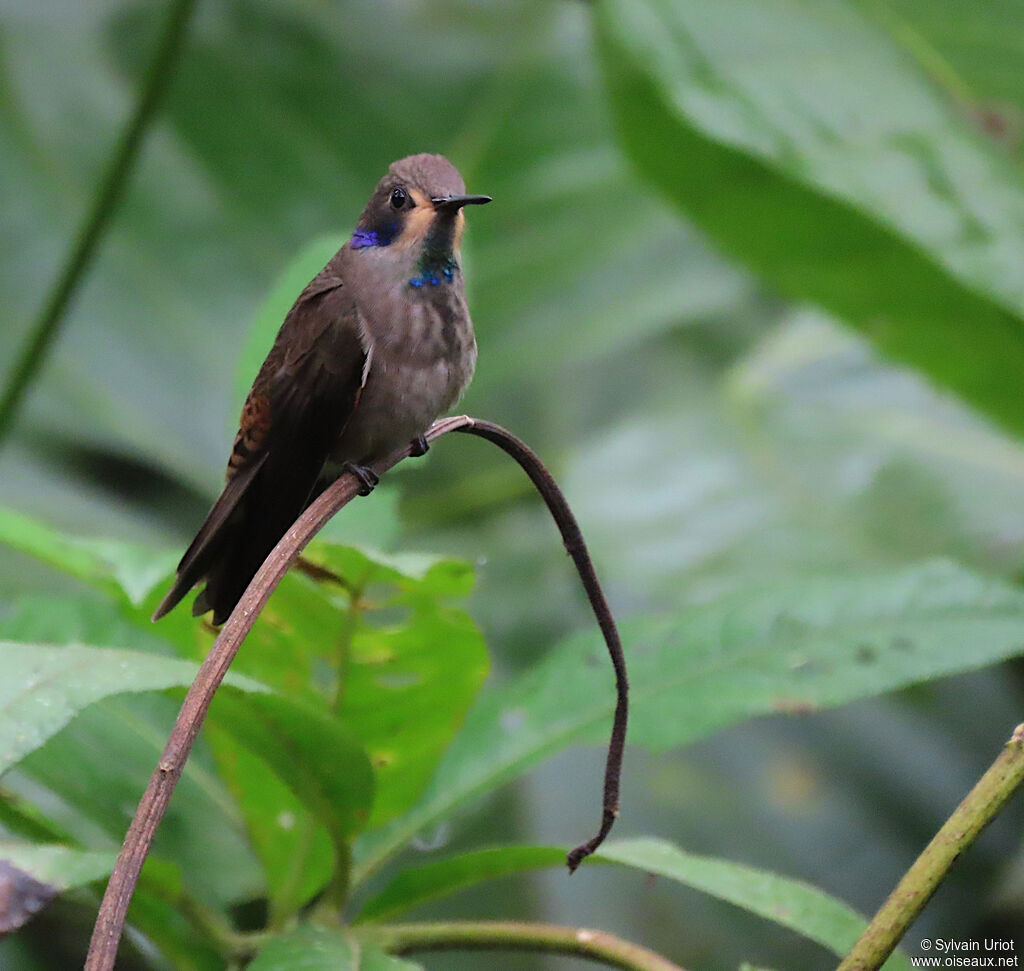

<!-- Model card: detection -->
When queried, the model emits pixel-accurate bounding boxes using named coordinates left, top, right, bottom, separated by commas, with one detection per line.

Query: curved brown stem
left=452, top=419, right=628, bottom=871
left=85, top=415, right=628, bottom=968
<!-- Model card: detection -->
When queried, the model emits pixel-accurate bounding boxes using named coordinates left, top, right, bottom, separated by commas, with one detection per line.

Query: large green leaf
left=0, top=600, right=264, bottom=908
left=0, top=507, right=174, bottom=607
left=202, top=728, right=333, bottom=924
left=356, top=838, right=911, bottom=970
left=0, top=642, right=261, bottom=775
left=0, top=841, right=114, bottom=892
left=726, top=312, right=1024, bottom=575
left=208, top=692, right=374, bottom=920
left=212, top=692, right=373, bottom=843
left=0, top=604, right=377, bottom=917
left=354, top=560, right=1024, bottom=881
left=202, top=540, right=488, bottom=829
left=6, top=693, right=262, bottom=909
left=563, top=307, right=1024, bottom=609
left=595, top=0, right=1024, bottom=438
left=357, top=845, right=565, bottom=922
left=599, top=839, right=911, bottom=971
left=0, top=507, right=488, bottom=833
left=305, top=544, right=486, bottom=828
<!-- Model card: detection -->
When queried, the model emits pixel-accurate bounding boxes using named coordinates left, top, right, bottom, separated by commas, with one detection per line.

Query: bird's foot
left=343, top=462, right=379, bottom=496
left=409, top=435, right=430, bottom=458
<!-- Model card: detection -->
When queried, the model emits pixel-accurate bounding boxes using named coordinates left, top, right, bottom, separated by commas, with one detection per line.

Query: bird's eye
left=390, top=187, right=408, bottom=210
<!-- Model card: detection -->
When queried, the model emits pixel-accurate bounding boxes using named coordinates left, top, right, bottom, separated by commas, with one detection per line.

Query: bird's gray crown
left=388, top=153, right=466, bottom=199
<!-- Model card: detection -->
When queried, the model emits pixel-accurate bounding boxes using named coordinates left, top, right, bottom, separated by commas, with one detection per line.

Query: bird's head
left=348, top=155, right=490, bottom=282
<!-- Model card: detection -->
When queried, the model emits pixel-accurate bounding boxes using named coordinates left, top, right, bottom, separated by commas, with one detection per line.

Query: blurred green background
left=3, top=0, right=1024, bottom=967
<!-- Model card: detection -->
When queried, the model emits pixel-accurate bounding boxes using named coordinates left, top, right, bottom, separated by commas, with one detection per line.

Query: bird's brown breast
left=331, top=284, right=476, bottom=464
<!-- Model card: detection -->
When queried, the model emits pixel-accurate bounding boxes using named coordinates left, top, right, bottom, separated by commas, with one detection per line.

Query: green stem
left=174, top=890, right=269, bottom=959
left=863, top=1, right=975, bottom=107
left=0, top=0, right=199, bottom=446
left=269, top=814, right=319, bottom=932
left=838, top=723, right=1024, bottom=971
left=367, top=920, right=685, bottom=971
left=291, top=557, right=363, bottom=713
left=333, top=582, right=364, bottom=715
left=311, top=840, right=352, bottom=925
left=316, top=588, right=363, bottom=913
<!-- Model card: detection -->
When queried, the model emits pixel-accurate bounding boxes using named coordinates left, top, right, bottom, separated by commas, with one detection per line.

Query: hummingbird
left=152, top=154, right=490, bottom=624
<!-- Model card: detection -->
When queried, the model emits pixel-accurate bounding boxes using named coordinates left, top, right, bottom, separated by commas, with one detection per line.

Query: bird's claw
left=409, top=435, right=430, bottom=457
left=343, top=462, right=379, bottom=496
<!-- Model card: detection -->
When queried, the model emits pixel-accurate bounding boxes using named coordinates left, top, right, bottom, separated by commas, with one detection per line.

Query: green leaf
left=8, top=693, right=263, bottom=909
left=202, top=729, right=333, bottom=921
left=357, top=846, right=565, bottom=922
left=356, top=838, right=910, bottom=970
left=0, top=642, right=262, bottom=775
left=598, top=839, right=911, bottom=971
left=562, top=307, right=1024, bottom=611
left=0, top=510, right=487, bottom=831
left=726, top=311, right=1024, bottom=574
left=595, top=0, right=1024, bottom=438
left=215, top=539, right=487, bottom=829
left=0, top=507, right=174, bottom=607
left=208, top=692, right=374, bottom=918
left=0, top=507, right=223, bottom=658
left=354, top=560, right=1024, bottom=881
left=0, top=593, right=173, bottom=658
left=0, top=597, right=266, bottom=907
left=0, top=508, right=484, bottom=828
left=212, top=692, right=373, bottom=842
left=0, top=508, right=195, bottom=648
left=0, top=785, right=70, bottom=845
left=311, top=544, right=475, bottom=596
left=0, top=841, right=114, bottom=891
left=124, top=882, right=224, bottom=971
left=308, top=543, right=485, bottom=823
left=248, top=927, right=421, bottom=971
left=358, top=839, right=911, bottom=969
left=361, top=952, right=422, bottom=971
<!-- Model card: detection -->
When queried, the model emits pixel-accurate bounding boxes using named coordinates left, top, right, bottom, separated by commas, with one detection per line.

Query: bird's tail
left=150, top=456, right=266, bottom=622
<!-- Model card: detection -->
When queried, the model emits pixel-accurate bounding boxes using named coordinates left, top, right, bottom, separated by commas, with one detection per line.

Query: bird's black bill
left=431, top=194, right=492, bottom=212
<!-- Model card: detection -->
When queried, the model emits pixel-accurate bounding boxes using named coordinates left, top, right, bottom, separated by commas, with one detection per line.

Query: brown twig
left=85, top=415, right=628, bottom=968
left=452, top=420, right=629, bottom=871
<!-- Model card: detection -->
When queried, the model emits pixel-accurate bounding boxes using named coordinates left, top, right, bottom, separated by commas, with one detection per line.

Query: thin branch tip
left=452, top=419, right=629, bottom=866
